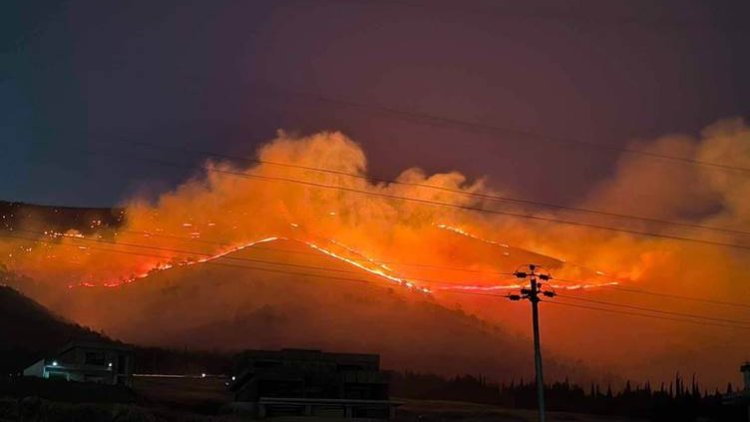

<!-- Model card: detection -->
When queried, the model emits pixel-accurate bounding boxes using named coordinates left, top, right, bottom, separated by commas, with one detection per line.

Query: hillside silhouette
left=0, top=285, right=107, bottom=373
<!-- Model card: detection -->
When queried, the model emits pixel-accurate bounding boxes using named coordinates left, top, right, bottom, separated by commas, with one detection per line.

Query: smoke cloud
left=2, top=119, right=750, bottom=388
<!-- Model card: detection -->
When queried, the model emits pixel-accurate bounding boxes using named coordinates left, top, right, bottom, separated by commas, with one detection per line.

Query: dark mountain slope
left=0, top=285, right=107, bottom=372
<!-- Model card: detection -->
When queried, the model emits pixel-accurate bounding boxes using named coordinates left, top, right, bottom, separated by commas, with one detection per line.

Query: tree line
left=387, top=371, right=748, bottom=421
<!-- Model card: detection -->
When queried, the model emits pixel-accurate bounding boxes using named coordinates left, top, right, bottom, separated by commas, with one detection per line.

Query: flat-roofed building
left=230, top=349, right=397, bottom=419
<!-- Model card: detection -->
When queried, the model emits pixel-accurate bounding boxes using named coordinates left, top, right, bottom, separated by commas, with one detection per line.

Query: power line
left=12, top=226, right=516, bottom=281
left=116, top=228, right=517, bottom=276
left=554, top=293, right=750, bottom=325
left=126, top=152, right=750, bottom=250
left=18, top=150, right=750, bottom=305
left=80, top=148, right=750, bottom=252
left=13, top=226, right=602, bottom=291
left=10, top=2, right=747, bottom=175
left=5, top=232, right=750, bottom=331
left=13, top=151, right=750, bottom=308
left=7, top=230, right=512, bottom=288
left=553, top=276, right=750, bottom=309
left=122, top=214, right=750, bottom=314
left=2, top=232, right=607, bottom=295
left=15, top=225, right=742, bottom=319
left=15, top=224, right=750, bottom=312
left=116, top=139, right=750, bottom=237
left=266, top=87, right=750, bottom=175
left=0, top=233, right=415, bottom=291
left=439, top=286, right=750, bottom=330
left=598, top=284, right=750, bottom=310
left=545, top=300, right=750, bottom=331
left=5, top=232, right=376, bottom=276
left=25, top=147, right=714, bottom=281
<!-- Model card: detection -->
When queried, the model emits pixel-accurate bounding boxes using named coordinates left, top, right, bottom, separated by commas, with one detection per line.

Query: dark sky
left=2, top=0, right=748, bottom=207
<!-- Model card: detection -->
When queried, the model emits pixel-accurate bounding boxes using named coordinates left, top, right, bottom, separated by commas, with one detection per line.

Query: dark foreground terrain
left=0, top=376, right=645, bottom=422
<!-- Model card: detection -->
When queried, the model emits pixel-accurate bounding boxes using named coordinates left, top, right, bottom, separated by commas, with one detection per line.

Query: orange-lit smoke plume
left=2, top=119, right=750, bottom=387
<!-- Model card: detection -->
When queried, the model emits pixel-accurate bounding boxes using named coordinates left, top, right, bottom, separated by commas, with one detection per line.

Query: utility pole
left=508, top=264, right=555, bottom=422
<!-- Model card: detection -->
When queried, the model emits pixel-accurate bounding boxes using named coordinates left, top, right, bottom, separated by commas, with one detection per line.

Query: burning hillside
left=2, top=121, right=750, bottom=387
left=20, top=238, right=601, bottom=383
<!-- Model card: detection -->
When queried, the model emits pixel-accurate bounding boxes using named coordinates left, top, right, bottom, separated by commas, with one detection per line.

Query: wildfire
left=50, top=230, right=433, bottom=294
left=12, top=220, right=625, bottom=296
left=436, top=224, right=510, bottom=248
left=1, top=130, right=679, bottom=304
left=304, top=239, right=431, bottom=294
left=2, top=125, right=747, bottom=390
left=93, top=236, right=285, bottom=288
left=434, top=223, right=625, bottom=292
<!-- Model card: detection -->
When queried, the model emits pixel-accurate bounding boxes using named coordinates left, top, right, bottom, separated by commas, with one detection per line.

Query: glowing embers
left=71, top=236, right=284, bottom=288
left=194, top=237, right=282, bottom=263
left=433, top=223, right=622, bottom=292
left=435, top=224, right=510, bottom=249
left=48, top=225, right=541, bottom=294
left=64, top=235, right=433, bottom=294
left=434, top=281, right=619, bottom=293
left=433, top=283, right=523, bottom=291
left=302, top=239, right=431, bottom=294
left=25, top=222, right=620, bottom=296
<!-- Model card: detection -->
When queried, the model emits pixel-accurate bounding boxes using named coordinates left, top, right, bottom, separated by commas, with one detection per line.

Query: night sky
left=2, top=0, right=748, bottom=207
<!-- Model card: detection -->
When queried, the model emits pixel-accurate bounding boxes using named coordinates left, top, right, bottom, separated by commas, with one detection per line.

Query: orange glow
left=2, top=122, right=750, bottom=388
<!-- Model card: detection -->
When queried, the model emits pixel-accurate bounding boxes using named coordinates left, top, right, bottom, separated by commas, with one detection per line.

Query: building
left=722, top=363, right=750, bottom=421
left=23, top=340, right=134, bottom=387
left=742, top=363, right=750, bottom=393
left=229, top=349, right=398, bottom=419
